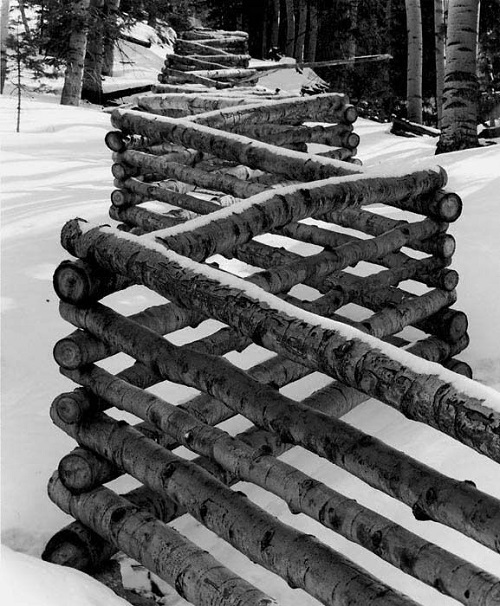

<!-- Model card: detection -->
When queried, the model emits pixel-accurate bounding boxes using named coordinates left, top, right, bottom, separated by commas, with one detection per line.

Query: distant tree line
left=1, top=0, right=498, bottom=152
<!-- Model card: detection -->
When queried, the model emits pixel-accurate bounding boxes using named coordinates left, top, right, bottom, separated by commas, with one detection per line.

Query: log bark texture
left=59, top=220, right=500, bottom=466
left=47, top=473, right=277, bottom=606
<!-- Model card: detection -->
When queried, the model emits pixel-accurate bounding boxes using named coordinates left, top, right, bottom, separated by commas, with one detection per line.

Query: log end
left=342, top=104, right=358, bottom=124
left=53, top=260, right=93, bottom=305
left=58, top=450, right=101, bottom=494
left=54, top=337, right=88, bottom=370
left=42, top=529, right=92, bottom=570
left=110, top=189, right=130, bottom=208
left=51, top=390, right=90, bottom=425
left=104, top=131, right=127, bottom=153
left=433, top=192, right=463, bottom=223
left=442, top=358, right=473, bottom=378
left=443, top=310, right=469, bottom=342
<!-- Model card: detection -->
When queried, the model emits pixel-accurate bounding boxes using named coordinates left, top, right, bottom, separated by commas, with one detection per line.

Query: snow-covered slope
left=1, top=93, right=500, bottom=605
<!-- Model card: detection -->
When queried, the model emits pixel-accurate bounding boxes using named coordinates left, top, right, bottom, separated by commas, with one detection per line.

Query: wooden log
left=131, top=172, right=447, bottom=263
left=58, top=364, right=500, bottom=605
left=56, top=300, right=500, bottom=553
left=135, top=93, right=248, bottom=116
left=53, top=259, right=132, bottom=305
left=325, top=192, right=461, bottom=226
left=167, top=54, right=229, bottom=72
left=315, top=147, right=355, bottom=161
left=116, top=151, right=267, bottom=199
left=181, top=29, right=249, bottom=41
left=49, top=448, right=500, bottom=606
left=47, top=474, right=276, bottom=606
left=111, top=178, right=220, bottom=214
left=54, top=301, right=199, bottom=370
left=231, top=123, right=357, bottom=149
left=167, top=54, right=250, bottom=72
left=391, top=117, right=440, bottom=138
left=60, top=220, right=500, bottom=463
left=443, top=358, right=474, bottom=378
left=323, top=207, right=456, bottom=256
left=170, top=68, right=257, bottom=82
left=111, top=108, right=364, bottom=182
left=175, top=38, right=248, bottom=54
left=189, top=93, right=358, bottom=129
left=189, top=54, right=251, bottom=68
left=159, top=67, right=233, bottom=89
left=150, top=83, right=298, bottom=97
left=51, top=413, right=419, bottom=606
left=249, top=218, right=452, bottom=295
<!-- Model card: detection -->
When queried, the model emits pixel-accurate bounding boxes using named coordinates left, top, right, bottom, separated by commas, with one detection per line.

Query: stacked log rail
left=159, top=28, right=254, bottom=89
left=41, top=103, right=500, bottom=605
left=132, top=92, right=361, bottom=162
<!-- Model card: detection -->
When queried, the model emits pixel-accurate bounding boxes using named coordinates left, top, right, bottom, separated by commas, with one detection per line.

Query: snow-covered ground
left=1, top=63, right=500, bottom=606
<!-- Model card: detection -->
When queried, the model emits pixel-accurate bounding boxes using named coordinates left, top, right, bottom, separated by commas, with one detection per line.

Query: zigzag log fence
left=42, top=91, right=500, bottom=606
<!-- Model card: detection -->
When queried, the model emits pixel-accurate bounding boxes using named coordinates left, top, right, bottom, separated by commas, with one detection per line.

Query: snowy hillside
left=1, top=84, right=500, bottom=605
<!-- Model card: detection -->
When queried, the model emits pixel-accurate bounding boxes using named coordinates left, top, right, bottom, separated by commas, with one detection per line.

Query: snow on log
left=111, top=109, right=362, bottom=181
left=189, top=93, right=358, bottom=129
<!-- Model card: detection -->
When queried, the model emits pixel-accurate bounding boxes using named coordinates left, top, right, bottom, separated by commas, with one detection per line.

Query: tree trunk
left=269, top=0, right=280, bottom=50
left=102, top=0, right=120, bottom=77
left=434, top=0, right=446, bottom=127
left=0, top=0, right=9, bottom=94
left=284, top=0, right=295, bottom=56
left=436, top=0, right=480, bottom=152
left=17, top=0, right=33, bottom=44
left=60, top=0, right=91, bottom=106
left=82, top=0, right=105, bottom=104
left=293, top=0, right=307, bottom=61
left=304, top=0, right=318, bottom=62
left=405, top=0, right=423, bottom=122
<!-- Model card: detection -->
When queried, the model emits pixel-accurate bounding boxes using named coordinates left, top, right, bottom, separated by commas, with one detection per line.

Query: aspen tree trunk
left=0, top=0, right=9, bottom=94
left=82, top=0, right=105, bottom=104
left=405, top=0, right=423, bottom=122
left=284, top=0, right=295, bottom=56
left=434, top=0, right=446, bottom=127
left=436, top=0, right=480, bottom=152
left=61, top=0, right=91, bottom=106
left=293, top=0, right=307, bottom=61
left=269, top=0, right=280, bottom=49
left=102, top=0, right=121, bottom=77
left=304, top=0, right=318, bottom=62
left=17, top=0, right=32, bottom=43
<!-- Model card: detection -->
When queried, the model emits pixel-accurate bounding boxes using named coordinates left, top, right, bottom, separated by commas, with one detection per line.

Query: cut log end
left=342, top=105, right=358, bottom=124
left=54, top=338, right=86, bottom=370
left=58, top=451, right=98, bottom=494
left=42, top=530, right=92, bottom=570
left=51, top=391, right=90, bottom=425
left=443, top=358, right=473, bottom=378
left=111, top=189, right=130, bottom=208
left=434, top=192, right=463, bottom=222
left=105, top=131, right=126, bottom=153
left=53, top=261, right=93, bottom=305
